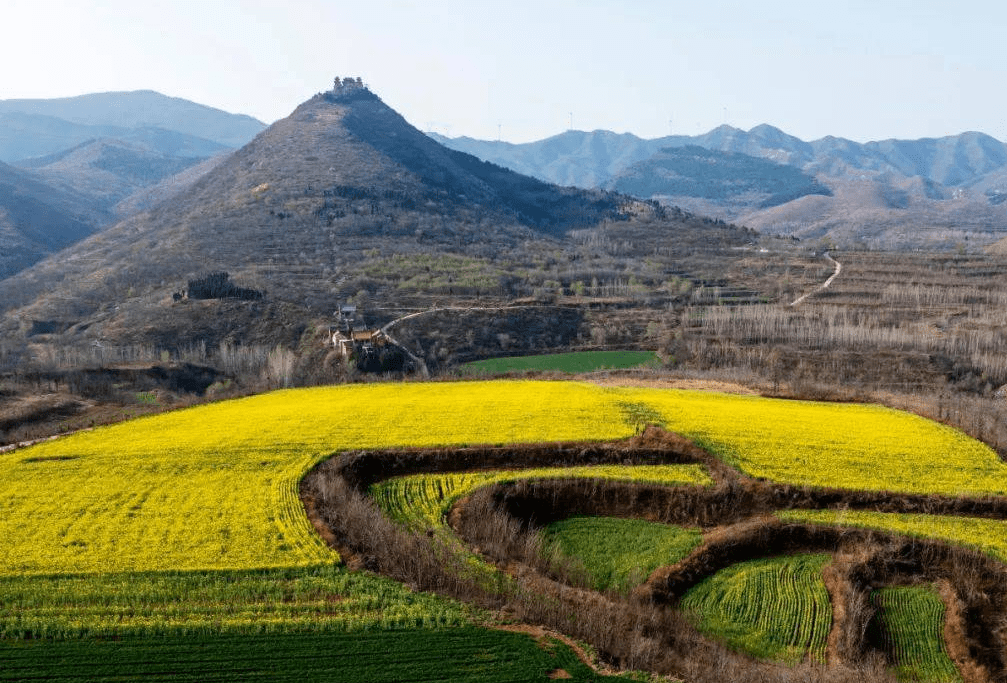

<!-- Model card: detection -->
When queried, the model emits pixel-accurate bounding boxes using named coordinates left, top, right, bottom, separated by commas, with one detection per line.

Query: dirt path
left=378, top=305, right=521, bottom=379
left=488, top=623, right=623, bottom=678
left=790, top=251, right=842, bottom=306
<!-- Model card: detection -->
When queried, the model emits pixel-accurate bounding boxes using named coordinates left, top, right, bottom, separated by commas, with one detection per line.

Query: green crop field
left=0, top=566, right=470, bottom=639
left=871, top=586, right=961, bottom=683
left=0, top=628, right=618, bottom=682
left=680, top=553, right=832, bottom=663
left=542, top=516, right=702, bottom=593
left=461, top=350, right=662, bottom=375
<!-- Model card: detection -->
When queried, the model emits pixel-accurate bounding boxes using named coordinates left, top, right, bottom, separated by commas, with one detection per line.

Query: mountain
left=735, top=175, right=1007, bottom=250
left=0, top=91, right=266, bottom=154
left=433, top=126, right=1007, bottom=248
left=0, top=81, right=698, bottom=348
left=608, top=145, right=831, bottom=210
left=434, top=126, right=1007, bottom=192
left=111, top=152, right=233, bottom=218
left=0, top=161, right=111, bottom=279
left=0, top=111, right=233, bottom=163
left=0, top=92, right=266, bottom=280
left=429, top=130, right=687, bottom=188
left=14, top=138, right=216, bottom=211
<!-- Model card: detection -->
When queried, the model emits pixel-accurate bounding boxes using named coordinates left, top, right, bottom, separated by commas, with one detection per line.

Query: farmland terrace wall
left=454, top=482, right=1007, bottom=681
left=302, top=427, right=1007, bottom=682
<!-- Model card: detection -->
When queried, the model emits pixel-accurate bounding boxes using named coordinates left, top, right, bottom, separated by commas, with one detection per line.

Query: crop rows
left=0, top=628, right=615, bottom=682
left=542, top=516, right=702, bottom=592
left=777, top=510, right=1007, bottom=562
left=0, top=565, right=469, bottom=639
left=871, top=585, right=961, bottom=683
left=371, top=464, right=712, bottom=530
left=679, top=553, right=832, bottom=663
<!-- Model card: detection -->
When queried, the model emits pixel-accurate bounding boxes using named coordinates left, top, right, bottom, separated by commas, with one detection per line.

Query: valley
left=3, top=79, right=1007, bottom=683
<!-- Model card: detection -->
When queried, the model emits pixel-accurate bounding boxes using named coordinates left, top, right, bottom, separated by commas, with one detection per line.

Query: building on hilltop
left=332, top=76, right=366, bottom=93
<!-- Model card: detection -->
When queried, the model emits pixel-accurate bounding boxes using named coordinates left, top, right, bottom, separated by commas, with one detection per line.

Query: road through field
left=790, top=252, right=842, bottom=306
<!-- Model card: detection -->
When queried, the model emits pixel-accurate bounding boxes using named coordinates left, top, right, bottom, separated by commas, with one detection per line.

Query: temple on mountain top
left=333, top=76, right=365, bottom=94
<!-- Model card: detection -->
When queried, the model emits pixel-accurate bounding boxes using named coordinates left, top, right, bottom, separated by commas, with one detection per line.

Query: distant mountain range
left=432, top=126, right=1007, bottom=191
left=608, top=145, right=832, bottom=210
left=0, top=91, right=266, bottom=159
left=0, top=91, right=265, bottom=279
left=432, top=126, right=1007, bottom=249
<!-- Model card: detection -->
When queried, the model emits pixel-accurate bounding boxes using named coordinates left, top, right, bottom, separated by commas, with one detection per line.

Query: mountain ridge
left=434, top=126, right=1007, bottom=190
left=0, top=82, right=707, bottom=348
left=0, top=160, right=111, bottom=279
left=0, top=90, right=266, bottom=151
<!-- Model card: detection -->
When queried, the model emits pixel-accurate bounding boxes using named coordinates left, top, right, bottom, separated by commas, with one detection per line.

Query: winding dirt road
left=789, top=251, right=842, bottom=306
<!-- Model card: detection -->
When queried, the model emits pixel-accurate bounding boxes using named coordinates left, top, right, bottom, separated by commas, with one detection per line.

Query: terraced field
left=778, top=510, right=1007, bottom=562
left=870, top=585, right=961, bottom=683
left=372, top=465, right=712, bottom=530
left=4, top=379, right=1005, bottom=680
left=679, top=554, right=833, bottom=663
left=620, top=387, right=1007, bottom=498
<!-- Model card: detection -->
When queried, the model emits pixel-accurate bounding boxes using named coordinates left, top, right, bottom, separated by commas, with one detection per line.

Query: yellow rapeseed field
left=1, top=379, right=1004, bottom=641
left=0, top=381, right=631, bottom=575
left=614, top=387, right=1007, bottom=498
left=779, top=510, right=1007, bottom=561
left=373, top=465, right=712, bottom=529
left=2, top=381, right=1001, bottom=578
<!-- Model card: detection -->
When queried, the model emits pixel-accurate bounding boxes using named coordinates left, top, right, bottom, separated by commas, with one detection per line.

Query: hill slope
left=0, top=161, right=111, bottom=280
left=1, top=82, right=710, bottom=347
left=14, top=138, right=215, bottom=211
left=608, top=145, right=831, bottom=209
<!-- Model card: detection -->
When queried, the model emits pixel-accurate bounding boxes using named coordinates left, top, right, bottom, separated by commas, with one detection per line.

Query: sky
left=3, top=0, right=1006, bottom=143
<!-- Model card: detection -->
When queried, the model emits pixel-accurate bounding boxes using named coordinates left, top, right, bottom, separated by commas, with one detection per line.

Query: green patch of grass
left=680, top=553, right=832, bottom=663
left=871, top=585, right=961, bottom=683
left=0, top=627, right=621, bottom=682
left=542, top=517, right=701, bottom=593
left=461, top=351, right=661, bottom=375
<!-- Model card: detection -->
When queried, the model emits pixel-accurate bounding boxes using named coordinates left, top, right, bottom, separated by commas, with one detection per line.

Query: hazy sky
left=4, top=0, right=1006, bottom=143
